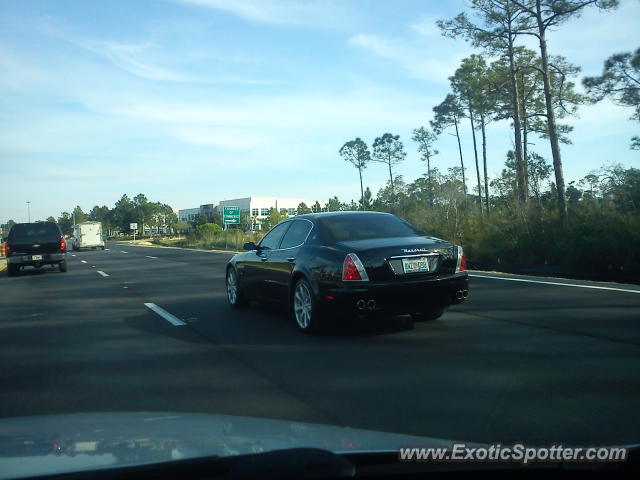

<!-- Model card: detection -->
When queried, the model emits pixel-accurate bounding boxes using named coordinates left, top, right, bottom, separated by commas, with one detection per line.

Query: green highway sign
left=223, top=206, right=241, bottom=225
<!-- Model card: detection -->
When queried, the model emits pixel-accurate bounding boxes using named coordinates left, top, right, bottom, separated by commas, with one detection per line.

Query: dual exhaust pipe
left=356, top=290, right=467, bottom=310
left=455, top=289, right=469, bottom=301
left=356, top=299, right=377, bottom=311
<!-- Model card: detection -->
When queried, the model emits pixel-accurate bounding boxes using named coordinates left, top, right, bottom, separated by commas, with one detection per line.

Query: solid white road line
left=97, top=271, right=109, bottom=277
left=469, top=273, right=640, bottom=294
left=80, top=260, right=87, bottom=264
left=105, top=249, right=110, bottom=251
left=144, top=303, right=186, bottom=326
left=121, top=251, right=128, bottom=254
left=145, top=255, right=158, bottom=259
left=71, top=254, right=76, bottom=257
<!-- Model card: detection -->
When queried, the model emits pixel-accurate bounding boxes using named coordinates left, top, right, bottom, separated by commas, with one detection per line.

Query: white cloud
left=170, top=126, right=276, bottom=150
left=409, top=15, right=440, bottom=37
left=105, top=88, right=438, bottom=134
left=348, top=34, right=396, bottom=59
left=81, top=40, right=202, bottom=82
left=175, top=0, right=353, bottom=28
left=0, top=47, right=49, bottom=90
left=74, top=39, right=272, bottom=84
left=546, top=0, right=640, bottom=75
left=348, top=33, right=469, bottom=83
left=28, top=18, right=273, bottom=85
left=571, top=99, right=638, bottom=141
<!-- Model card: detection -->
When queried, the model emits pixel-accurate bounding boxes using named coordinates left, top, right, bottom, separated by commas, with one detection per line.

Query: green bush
left=194, top=223, right=223, bottom=237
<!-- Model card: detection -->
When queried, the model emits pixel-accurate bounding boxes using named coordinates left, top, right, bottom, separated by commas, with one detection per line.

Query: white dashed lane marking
left=144, top=303, right=186, bottom=327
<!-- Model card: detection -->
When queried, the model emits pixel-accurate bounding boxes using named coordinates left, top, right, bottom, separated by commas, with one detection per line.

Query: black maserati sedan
left=225, top=211, right=469, bottom=332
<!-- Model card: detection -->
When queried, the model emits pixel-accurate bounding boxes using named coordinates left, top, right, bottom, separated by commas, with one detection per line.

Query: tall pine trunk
left=506, top=1, right=527, bottom=204
left=535, top=0, right=568, bottom=229
left=480, top=114, right=489, bottom=217
left=468, top=106, right=483, bottom=217
left=387, top=156, right=395, bottom=209
left=519, top=71, right=529, bottom=197
left=523, top=114, right=529, bottom=196
left=426, top=154, right=434, bottom=208
left=453, top=115, right=467, bottom=195
left=358, top=168, right=365, bottom=211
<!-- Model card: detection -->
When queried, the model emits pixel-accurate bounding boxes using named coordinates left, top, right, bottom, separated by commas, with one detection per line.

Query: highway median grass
left=151, top=230, right=261, bottom=253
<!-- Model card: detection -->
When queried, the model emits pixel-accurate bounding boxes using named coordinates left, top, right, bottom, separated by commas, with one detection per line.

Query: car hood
left=0, top=412, right=457, bottom=479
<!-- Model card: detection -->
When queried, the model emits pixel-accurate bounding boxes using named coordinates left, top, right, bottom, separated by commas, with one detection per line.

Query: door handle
left=287, top=257, right=295, bottom=262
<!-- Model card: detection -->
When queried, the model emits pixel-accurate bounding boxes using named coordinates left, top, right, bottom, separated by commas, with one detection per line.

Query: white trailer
left=72, top=221, right=105, bottom=251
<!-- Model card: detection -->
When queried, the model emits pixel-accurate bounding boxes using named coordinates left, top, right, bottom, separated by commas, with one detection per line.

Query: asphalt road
left=1, top=242, right=639, bottom=446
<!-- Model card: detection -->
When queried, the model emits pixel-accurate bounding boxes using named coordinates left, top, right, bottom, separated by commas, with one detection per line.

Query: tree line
left=4, top=1, right=637, bottom=279
left=333, top=0, right=639, bottom=280
left=36, top=194, right=178, bottom=236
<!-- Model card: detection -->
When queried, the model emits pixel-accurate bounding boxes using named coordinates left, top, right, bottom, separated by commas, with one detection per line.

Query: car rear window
left=9, top=223, right=61, bottom=243
left=318, top=215, right=426, bottom=243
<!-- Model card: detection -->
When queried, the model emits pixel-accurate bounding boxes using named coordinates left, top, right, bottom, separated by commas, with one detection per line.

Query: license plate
left=402, top=257, right=430, bottom=273
left=31, top=255, right=43, bottom=261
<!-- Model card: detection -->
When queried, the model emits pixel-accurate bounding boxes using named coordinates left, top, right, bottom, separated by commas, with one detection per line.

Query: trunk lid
left=336, top=236, right=457, bottom=281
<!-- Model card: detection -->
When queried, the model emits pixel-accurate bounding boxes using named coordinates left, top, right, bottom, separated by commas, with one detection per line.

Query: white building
left=218, top=197, right=315, bottom=230
left=178, top=207, right=200, bottom=222
left=180, top=197, right=318, bottom=230
left=178, top=204, right=218, bottom=223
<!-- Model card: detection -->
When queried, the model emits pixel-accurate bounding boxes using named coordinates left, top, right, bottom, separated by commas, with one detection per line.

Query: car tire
left=226, top=267, right=248, bottom=308
left=7, top=264, right=19, bottom=277
left=59, top=261, right=67, bottom=273
left=292, top=278, right=322, bottom=333
left=411, top=308, right=445, bottom=322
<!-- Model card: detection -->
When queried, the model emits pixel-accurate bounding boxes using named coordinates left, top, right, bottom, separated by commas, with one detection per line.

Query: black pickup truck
left=5, top=222, right=67, bottom=276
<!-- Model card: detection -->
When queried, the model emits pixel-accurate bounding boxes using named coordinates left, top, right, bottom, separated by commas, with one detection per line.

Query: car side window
left=279, top=220, right=312, bottom=249
left=258, top=222, right=291, bottom=250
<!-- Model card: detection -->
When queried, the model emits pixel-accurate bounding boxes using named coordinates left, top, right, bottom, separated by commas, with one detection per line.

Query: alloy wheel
left=227, top=269, right=238, bottom=305
left=293, top=281, right=312, bottom=329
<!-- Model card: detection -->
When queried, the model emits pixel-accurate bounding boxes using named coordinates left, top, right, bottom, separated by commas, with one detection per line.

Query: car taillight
left=59, top=237, right=66, bottom=252
left=342, top=253, right=369, bottom=282
left=456, top=246, right=467, bottom=273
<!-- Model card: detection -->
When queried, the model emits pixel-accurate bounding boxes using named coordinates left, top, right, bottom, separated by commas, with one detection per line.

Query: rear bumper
left=7, top=253, right=66, bottom=266
left=318, top=273, right=469, bottom=315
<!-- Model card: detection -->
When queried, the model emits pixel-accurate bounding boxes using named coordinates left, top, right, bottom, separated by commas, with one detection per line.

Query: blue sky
left=1, top=0, right=638, bottom=223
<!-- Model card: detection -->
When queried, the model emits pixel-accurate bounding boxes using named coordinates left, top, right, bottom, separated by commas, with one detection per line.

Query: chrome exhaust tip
left=356, top=299, right=366, bottom=310
left=367, top=299, right=376, bottom=310
left=455, top=290, right=464, bottom=300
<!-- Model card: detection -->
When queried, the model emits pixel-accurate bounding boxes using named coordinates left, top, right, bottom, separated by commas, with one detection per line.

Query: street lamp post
left=26, top=201, right=31, bottom=222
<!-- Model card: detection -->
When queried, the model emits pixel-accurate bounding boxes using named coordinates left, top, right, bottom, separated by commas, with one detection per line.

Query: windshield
left=1, top=0, right=639, bottom=476
left=318, top=214, right=426, bottom=243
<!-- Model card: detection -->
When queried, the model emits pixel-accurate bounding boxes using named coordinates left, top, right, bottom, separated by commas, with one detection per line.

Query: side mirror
left=244, top=242, right=257, bottom=251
